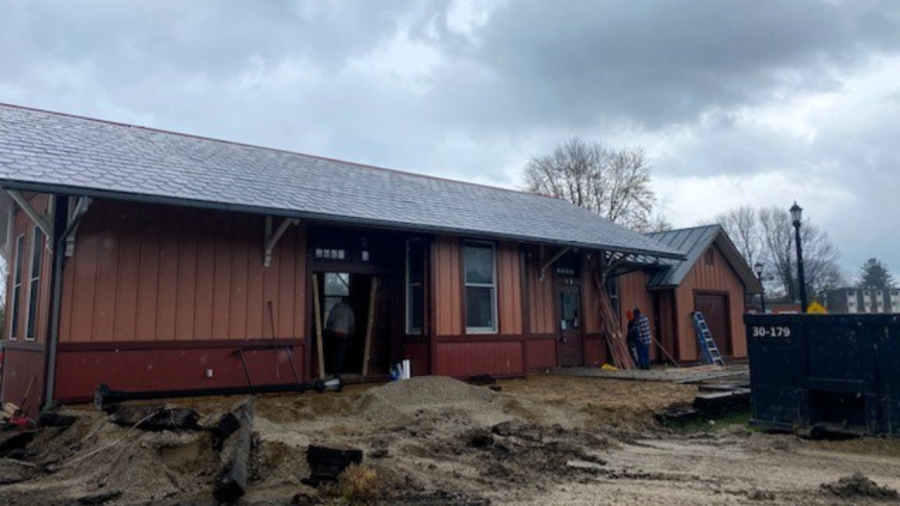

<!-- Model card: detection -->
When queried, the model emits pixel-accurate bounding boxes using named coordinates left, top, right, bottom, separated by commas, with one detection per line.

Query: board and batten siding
left=1, top=193, right=54, bottom=415
left=59, top=200, right=307, bottom=343
left=431, top=237, right=526, bottom=377
left=674, top=243, right=748, bottom=361
left=432, top=235, right=462, bottom=337
left=617, top=270, right=661, bottom=360
left=526, top=248, right=556, bottom=336
left=5, top=193, right=53, bottom=344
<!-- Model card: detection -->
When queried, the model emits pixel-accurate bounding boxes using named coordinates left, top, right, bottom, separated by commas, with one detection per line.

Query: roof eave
left=1, top=179, right=685, bottom=260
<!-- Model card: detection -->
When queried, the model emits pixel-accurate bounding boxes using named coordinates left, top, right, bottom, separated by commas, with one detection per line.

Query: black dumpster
left=746, top=314, right=900, bottom=436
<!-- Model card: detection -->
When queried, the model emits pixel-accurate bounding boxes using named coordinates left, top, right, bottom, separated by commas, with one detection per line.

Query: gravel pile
left=354, top=377, right=498, bottom=424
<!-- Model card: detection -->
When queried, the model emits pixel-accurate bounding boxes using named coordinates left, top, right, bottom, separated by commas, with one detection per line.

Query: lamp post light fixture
left=754, top=261, right=766, bottom=314
left=790, top=202, right=808, bottom=313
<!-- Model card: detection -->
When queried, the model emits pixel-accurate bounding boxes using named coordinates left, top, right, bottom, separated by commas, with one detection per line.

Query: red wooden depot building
left=0, top=104, right=694, bottom=412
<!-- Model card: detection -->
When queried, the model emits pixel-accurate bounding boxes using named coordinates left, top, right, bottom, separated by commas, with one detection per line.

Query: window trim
left=463, top=240, right=498, bottom=334
left=405, top=238, right=424, bottom=335
left=9, top=233, right=24, bottom=341
left=25, top=227, right=44, bottom=341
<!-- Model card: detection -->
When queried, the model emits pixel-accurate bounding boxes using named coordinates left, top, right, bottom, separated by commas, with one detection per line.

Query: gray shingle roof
left=0, top=104, right=682, bottom=258
left=645, top=225, right=763, bottom=292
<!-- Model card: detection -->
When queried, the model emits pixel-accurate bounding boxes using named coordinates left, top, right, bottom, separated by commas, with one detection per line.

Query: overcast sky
left=1, top=0, right=899, bottom=280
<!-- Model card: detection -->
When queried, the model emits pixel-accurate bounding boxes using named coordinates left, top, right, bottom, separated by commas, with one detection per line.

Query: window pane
left=408, top=241, right=424, bottom=284
left=560, top=290, right=580, bottom=329
left=465, top=244, right=493, bottom=284
left=10, top=286, right=20, bottom=338
left=31, top=229, right=43, bottom=277
left=10, top=235, right=24, bottom=339
left=324, top=272, right=350, bottom=296
left=13, top=235, right=24, bottom=284
left=26, top=281, right=38, bottom=338
left=466, top=286, right=495, bottom=330
left=407, top=284, right=423, bottom=333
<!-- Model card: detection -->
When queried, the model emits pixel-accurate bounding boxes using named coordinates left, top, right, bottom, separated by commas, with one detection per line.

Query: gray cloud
left=1, top=0, right=900, bottom=276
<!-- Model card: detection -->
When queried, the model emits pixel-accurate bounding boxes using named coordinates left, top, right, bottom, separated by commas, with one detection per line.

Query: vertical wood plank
left=175, top=218, right=198, bottom=340
left=277, top=229, right=296, bottom=338
left=229, top=215, right=249, bottom=340
left=92, top=210, right=119, bottom=342
left=156, top=210, right=180, bottom=340
left=262, top=224, right=281, bottom=338
left=194, top=217, right=216, bottom=340
left=211, top=215, right=233, bottom=339
left=245, top=223, right=265, bottom=339
left=113, top=224, right=141, bottom=342
left=135, top=222, right=160, bottom=341
left=293, top=225, right=307, bottom=337
left=69, top=212, right=100, bottom=342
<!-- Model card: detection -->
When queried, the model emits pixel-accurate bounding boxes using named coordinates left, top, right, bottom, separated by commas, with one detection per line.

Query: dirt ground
left=2, top=373, right=900, bottom=505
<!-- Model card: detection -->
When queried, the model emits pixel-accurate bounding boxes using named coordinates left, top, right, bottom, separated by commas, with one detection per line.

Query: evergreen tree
left=858, top=258, right=895, bottom=289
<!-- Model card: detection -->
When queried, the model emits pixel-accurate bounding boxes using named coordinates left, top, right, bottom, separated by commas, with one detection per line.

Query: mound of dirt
left=821, top=472, right=899, bottom=500
left=422, top=420, right=609, bottom=488
left=354, top=377, right=500, bottom=425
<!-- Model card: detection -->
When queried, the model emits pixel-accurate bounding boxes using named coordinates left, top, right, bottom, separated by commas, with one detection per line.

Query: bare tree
left=714, top=206, right=766, bottom=268
left=523, top=138, right=662, bottom=232
left=713, top=206, right=843, bottom=301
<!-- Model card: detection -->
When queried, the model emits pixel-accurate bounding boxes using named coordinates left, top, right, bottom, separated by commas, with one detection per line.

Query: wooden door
left=695, top=293, right=732, bottom=356
left=557, top=285, right=584, bottom=367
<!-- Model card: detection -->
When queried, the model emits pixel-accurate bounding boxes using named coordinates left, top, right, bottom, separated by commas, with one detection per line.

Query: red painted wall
left=526, top=338, right=556, bottom=370
left=1, top=347, right=46, bottom=417
left=2, top=192, right=53, bottom=412
left=55, top=342, right=305, bottom=403
left=59, top=200, right=307, bottom=343
left=434, top=341, right=524, bottom=377
left=401, top=342, right=430, bottom=377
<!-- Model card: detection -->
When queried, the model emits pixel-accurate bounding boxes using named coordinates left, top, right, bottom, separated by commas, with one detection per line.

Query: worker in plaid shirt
left=633, top=308, right=652, bottom=370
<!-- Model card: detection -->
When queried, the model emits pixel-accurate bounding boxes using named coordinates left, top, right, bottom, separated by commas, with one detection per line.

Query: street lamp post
left=754, top=261, right=766, bottom=313
left=790, top=202, right=808, bottom=313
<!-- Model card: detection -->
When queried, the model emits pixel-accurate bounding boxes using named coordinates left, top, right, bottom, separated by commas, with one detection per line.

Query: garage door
left=694, top=293, right=732, bottom=357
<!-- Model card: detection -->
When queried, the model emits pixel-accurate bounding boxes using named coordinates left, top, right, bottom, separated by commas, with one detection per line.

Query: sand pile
left=354, top=377, right=503, bottom=426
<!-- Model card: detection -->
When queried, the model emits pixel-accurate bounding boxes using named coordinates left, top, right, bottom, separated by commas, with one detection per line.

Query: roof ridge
left=0, top=101, right=560, bottom=201
left=645, top=223, right=721, bottom=237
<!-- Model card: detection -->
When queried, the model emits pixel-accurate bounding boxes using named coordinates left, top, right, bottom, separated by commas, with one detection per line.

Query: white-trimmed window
left=464, top=241, right=497, bottom=333
left=405, top=239, right=424, bottom=335
left=25, top=227, right=44, bottom=340
left=9, top=234, right=24, bottom=340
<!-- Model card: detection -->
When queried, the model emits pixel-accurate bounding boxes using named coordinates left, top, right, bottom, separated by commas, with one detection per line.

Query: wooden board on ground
left=551, top=366, right=749, bottom=384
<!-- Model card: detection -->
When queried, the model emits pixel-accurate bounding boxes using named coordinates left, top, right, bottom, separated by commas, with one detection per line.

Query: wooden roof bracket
left=6, top=189, right=53, bottom=240
left=264, top=216, right=300, bottom=267
left=540, top=246, right=571, bottom=281
left=64, top=197, right=92, bottom=257
left=600, top=250, right=627, bottom=281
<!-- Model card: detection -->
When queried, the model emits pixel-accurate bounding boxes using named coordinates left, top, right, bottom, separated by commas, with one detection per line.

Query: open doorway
left=313, top=272, right=393, bottom=380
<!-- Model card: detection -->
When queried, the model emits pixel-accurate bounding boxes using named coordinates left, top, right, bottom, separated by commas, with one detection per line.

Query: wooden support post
left=313, top=273, right=326, bottom=380
left=362, top=277, right=379, bottom=377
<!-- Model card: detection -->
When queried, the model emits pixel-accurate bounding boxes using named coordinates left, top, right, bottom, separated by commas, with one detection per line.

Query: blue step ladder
left=692, top=312, right=725, bottom=366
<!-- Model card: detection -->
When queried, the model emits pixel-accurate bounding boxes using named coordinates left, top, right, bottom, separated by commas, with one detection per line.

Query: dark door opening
left=695, top=293, right=732, bottom=357
left=557, top=285, right=584, bottom=367
left=313, top=272, right=393, bottom=379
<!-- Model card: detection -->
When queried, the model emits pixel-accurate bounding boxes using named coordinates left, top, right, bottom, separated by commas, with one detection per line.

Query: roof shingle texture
left=0, top=104, right=680, bottom=257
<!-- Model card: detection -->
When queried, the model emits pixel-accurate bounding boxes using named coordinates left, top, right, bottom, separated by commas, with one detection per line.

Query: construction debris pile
left=0, top=374, right=898, bottom=506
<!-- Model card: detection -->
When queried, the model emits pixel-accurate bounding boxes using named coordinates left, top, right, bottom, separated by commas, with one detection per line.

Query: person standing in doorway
left=633, top=308, right=652, bottom=370
left=326, top=297, right=355, bottom=378
left=625, top=310, right=638, bottom=365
